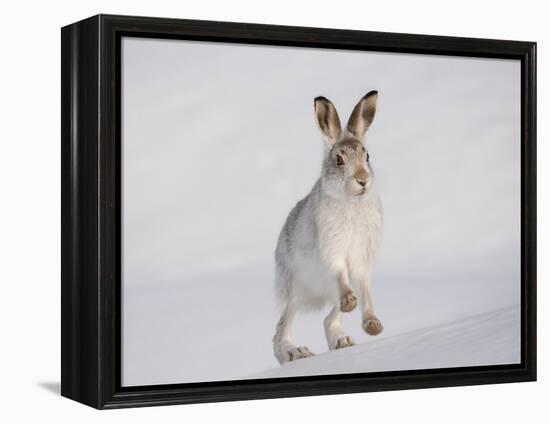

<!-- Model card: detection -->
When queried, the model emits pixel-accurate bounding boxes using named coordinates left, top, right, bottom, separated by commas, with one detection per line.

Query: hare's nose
left=354, top=169, right=368, bottom=187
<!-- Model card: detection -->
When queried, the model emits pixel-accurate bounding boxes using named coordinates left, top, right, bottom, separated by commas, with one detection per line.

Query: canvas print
left=121, top=37, right=521, bottom=386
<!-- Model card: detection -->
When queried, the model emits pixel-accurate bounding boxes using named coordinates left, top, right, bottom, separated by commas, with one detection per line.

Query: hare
left=273, top=91, right=383, bottom=364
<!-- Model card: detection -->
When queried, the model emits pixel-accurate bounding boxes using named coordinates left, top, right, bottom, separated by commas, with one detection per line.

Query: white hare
left=273, top=91, right=383, bottom=364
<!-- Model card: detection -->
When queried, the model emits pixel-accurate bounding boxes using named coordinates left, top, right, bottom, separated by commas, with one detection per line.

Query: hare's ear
left=346, top=91, right=378, bottom=139
left=314, top=96, right=342, bottom=146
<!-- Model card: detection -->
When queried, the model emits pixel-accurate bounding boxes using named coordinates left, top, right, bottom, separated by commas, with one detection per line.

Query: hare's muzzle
left=354, top=168, right=369, bottom=187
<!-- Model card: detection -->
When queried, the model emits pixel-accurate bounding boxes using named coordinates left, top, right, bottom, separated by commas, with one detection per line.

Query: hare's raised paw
left=340, top=291, right=357, bottom=312
left=335, top=335, right=355, bottom=349
left=287, top=346, right=315, bottom=362
left=363, top=316, right=384, bottom=336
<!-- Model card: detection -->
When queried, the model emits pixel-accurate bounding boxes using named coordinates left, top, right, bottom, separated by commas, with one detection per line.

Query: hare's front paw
left=335, top=335, right=355, bottom=349
left=340, top=291, right=357, bottom=312
left=363, top=315, right=384, bottom=336
left=287, top=346, right=315, bottom=362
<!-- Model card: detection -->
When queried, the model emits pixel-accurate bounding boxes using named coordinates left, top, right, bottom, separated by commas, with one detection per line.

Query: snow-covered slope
left=252, top=304, right=520, bottom=379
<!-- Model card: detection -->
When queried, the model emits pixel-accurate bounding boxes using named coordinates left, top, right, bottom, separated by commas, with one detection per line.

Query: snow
left=122, top=265, right=520, bottom=386
left=252, top=304, right=520, bottom=379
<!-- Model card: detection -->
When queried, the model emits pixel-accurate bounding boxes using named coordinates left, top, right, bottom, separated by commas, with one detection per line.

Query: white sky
left=121, top=37, right=521, bottom=386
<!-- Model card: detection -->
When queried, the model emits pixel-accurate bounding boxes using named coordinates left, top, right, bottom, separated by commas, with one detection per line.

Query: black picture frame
left=61, top=14, right=537, bottom=409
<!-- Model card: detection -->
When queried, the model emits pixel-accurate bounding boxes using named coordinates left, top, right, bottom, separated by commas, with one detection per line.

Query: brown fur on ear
left=314, top=96, right=342, bottom=145
left=347, top=91, right=378, bottom=139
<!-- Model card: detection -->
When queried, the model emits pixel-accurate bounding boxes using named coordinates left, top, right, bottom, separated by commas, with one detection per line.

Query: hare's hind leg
left=273, top=302, right=314, bottom=364
left=324, top=305, right=355, bottom=350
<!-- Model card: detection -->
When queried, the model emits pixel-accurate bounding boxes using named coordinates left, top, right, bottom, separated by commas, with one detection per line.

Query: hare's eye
left=336, top=155, right=344, bottom=166
left=366, top=153, right=370, bottom=162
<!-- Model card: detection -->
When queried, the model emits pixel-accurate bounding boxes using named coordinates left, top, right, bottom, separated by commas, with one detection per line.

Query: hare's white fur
left=273, top=92, right=383, bottom=364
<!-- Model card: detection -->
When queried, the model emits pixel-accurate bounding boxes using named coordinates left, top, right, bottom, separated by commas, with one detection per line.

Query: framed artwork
left=61, top=14, right=537, bottom=409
